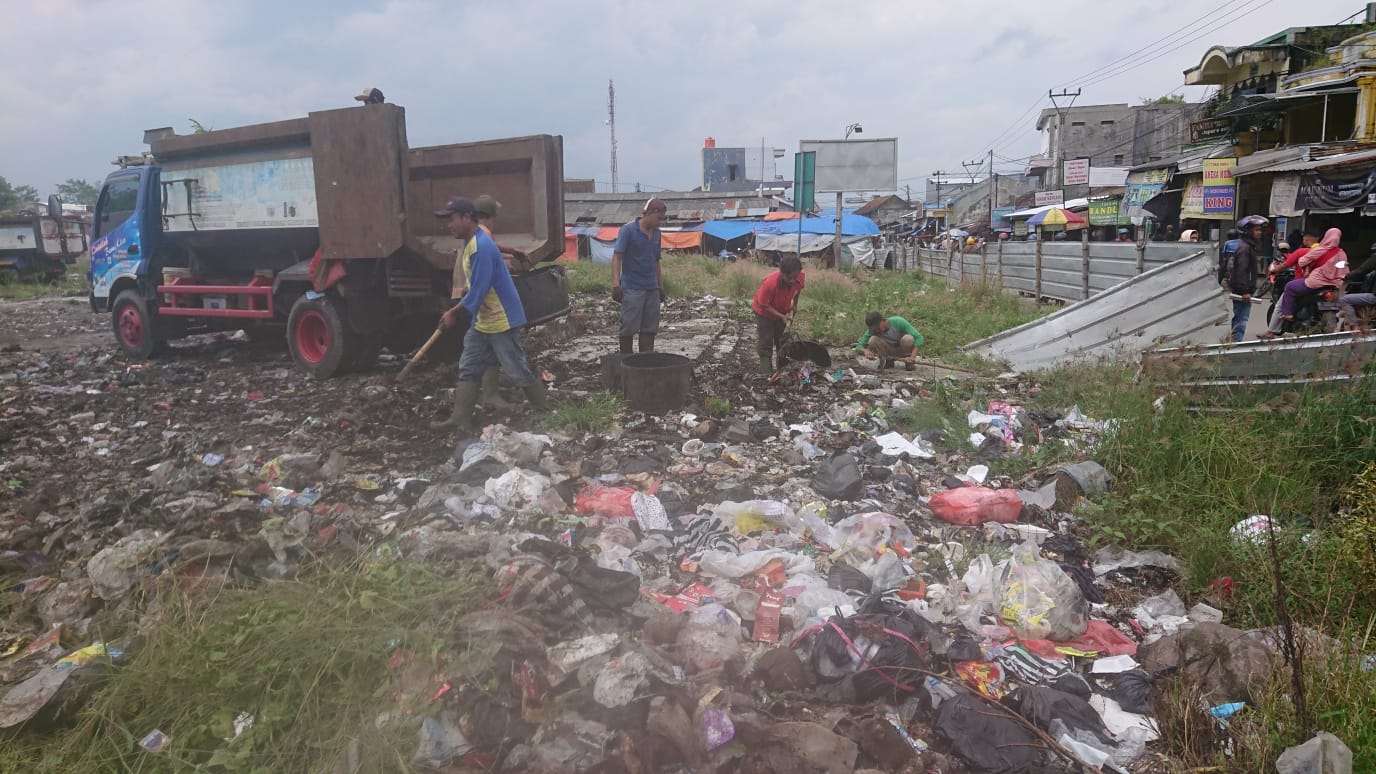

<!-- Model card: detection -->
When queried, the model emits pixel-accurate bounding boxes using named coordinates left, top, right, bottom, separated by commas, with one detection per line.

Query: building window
left=1114, top=154, right=1124, bottom=165
left=728, top=164, right=739, bottom=181
left=1071, top=121, right=1086, bottom=127
left=1100, top=120, right=1115, bottom=126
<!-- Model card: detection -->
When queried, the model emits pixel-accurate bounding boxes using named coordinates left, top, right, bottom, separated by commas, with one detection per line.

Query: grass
left=563, top=255, right=1045, bottom=359
left=540, top=392, right=625, bottom=433
left=0, top=258, right=89, bottom=301
left=0, top=558, right=486, bottom=773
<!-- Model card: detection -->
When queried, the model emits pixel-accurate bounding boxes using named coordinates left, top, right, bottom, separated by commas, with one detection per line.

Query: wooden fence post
left=981, top=243, right=988, bottom=285
left=1136, top=241, right=1146, bottom=275
left=997, top=238, right=1004, bottom=288
left=1034, top=234, right=1043, bottom=301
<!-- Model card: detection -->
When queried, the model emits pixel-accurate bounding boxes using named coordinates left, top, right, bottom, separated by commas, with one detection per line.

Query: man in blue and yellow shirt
left=433, top=196, right=545, bottom=432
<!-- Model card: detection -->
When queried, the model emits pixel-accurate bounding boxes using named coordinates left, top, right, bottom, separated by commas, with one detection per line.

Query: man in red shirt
left=752, top=256, right=805, bottom=374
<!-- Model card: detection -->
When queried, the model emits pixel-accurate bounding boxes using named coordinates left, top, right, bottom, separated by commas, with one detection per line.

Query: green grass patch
left=0, top=258, right=89, bottom=300
left=541, top=392, right=625, bottom=434
left=0, top=559, right=486, bottom=773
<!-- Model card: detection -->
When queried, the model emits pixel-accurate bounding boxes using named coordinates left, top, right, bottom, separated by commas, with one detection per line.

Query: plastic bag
left=929, top=487, right=1022, bottom=526
left=711, top=500, right=804, bottom=535
left=813, top=453, right=863, bottom=500
left=575, top=484, right=637, bottom=518
left=484, top=469, right=551, bottom=511
left=996, top=540, right=1088, bottom=641
left=825, top=512, right=917, bottom=558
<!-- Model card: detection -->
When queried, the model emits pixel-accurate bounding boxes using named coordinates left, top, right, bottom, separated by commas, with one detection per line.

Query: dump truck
left=1, top=198, right=88, bottom=282
left=88, top=103, right=567, bottom=377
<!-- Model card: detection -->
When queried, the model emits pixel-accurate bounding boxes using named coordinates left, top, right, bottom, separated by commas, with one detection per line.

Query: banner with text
left=1063, top=158, right=1090, bottom=186
left=992, top=206, right=1015, bottom=231
left=1201, top=157, right=1236, bottom=216
left=1123, top=169, right=1169, bottom=219
left=1034, top=189, right=1065, bottom=207
left=1088, top=196, right=1128, bottom=226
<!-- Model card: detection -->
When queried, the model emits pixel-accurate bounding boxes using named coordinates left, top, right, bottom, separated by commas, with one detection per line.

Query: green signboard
left=1088, top=196, right=1128, bottom=226
left=794, top=151, right=816, bottom=212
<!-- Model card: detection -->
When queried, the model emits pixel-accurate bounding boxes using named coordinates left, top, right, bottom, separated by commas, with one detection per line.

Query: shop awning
left=1214, top=88, right=1358, bottom=118
left=1128, top=143, right=1232, bottom=174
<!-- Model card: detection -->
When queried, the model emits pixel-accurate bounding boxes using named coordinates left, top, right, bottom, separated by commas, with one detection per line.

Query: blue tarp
left=565, top=226, right=600, bottom=236
left=700, top=221, right=761, bottom=241
left=785, top=214, right=880, bottom=237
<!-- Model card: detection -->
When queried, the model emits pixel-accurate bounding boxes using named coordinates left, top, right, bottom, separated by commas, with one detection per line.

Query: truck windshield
left=95, top=178, right=139, bottom=238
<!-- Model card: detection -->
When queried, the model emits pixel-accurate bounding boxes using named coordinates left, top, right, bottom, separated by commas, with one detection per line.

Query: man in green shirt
left=855, top=312, right=923, bottom=370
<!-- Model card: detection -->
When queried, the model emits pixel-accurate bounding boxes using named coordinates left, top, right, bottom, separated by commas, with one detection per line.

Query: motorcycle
left=1262, top=264, right=1341, bottom=335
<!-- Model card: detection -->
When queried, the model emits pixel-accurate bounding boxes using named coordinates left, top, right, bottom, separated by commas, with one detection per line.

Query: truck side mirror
left=47, top=194, right=62, bottom=221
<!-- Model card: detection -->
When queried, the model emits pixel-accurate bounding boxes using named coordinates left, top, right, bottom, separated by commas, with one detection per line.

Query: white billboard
left=1088, top=166, right=1129, bottom=187
left=1063, top=158, right=1090, bottom=186
left=800, top=138, right=898, bottom=192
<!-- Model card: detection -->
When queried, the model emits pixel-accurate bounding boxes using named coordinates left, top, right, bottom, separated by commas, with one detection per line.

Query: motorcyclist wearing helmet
left=1224, top=215, right=1266, bottom=342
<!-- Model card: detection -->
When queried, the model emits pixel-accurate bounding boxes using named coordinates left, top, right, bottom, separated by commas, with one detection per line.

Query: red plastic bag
left=1019, top=620, right=1137, bottom=659
left=575, top=484, right=656, bottom=518
left=929, top=487, right=1022, bottom=526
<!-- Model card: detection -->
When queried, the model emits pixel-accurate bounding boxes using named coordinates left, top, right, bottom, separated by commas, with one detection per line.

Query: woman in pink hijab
left=1260, top=227, right=1349, bottom=338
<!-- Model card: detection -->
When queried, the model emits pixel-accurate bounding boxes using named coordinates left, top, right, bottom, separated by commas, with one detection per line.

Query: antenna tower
left=608, top=80, right=619, bottom=193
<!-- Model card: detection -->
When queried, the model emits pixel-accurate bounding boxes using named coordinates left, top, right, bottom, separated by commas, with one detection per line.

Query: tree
left=56, top=178, right=100, bottom=207
left=1141, top=94, right=1186, bottom=106
left=0, top=176, right=39, bottom=212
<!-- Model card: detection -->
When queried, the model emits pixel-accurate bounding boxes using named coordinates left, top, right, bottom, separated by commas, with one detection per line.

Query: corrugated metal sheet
left=959, top=250, right=1229, bottom=371
left=1144, top=331, right=1376, bottom=401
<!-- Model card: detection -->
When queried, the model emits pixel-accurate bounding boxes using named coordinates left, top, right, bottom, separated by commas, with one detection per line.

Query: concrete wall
left=1038, top=104, right=1200, bottom=187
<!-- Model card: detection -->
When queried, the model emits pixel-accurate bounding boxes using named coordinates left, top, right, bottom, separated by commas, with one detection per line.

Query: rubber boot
left=758, top=355, right=773, bottom=375
left=522, top=380, right=549, bottom=410
left=432, top=380, right=479, bottom=432
left=881, top=358, right=895, bottom=370
left=639, top=333, right=655, bottom=353
left=619, top=335, right=634, bottom=354
left=480, top=368, right=512, bottom=410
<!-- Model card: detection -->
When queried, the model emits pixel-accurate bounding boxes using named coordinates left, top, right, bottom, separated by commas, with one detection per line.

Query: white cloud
left=0, top=0, right=1360, bottom=195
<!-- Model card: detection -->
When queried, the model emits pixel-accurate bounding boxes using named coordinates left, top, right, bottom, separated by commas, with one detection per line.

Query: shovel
left=397, top=326, right=445, bottom=382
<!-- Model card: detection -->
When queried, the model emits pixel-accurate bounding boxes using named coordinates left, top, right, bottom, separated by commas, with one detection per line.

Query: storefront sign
left=1035, top=189, right=1065, bottom=207
left=1296, top=166, right=1376, bottom=211
left=1189, top=117, right=1234, bottom=145
left=1181, top=181, right=1205, bottom=217
left=1201, top=158, right=1236, bottom=215
left=1088, top=196, right=1128, bottom=226
left=1063, top=158, right=1090, bottom=186
left=1014, top=220, right=1028, bottom=237
left=992, top=206, right=1015, bottom=231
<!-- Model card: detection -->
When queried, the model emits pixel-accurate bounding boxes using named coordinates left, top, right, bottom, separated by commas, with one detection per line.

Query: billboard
left=799, top=138, right=898, bottom=192
left=1063, top=158, right=1090, bottom=186
left=1035, top=190, right=1065, bottom=207
left=992, top=206, right=1015, bottom=232
left=1088, top=166, right=1128, bottom=187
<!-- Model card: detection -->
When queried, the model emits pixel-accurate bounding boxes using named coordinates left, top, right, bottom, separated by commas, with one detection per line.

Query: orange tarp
left=660, top=231, right=702, bottom=250
left=764, top=211, right=800, bottom=221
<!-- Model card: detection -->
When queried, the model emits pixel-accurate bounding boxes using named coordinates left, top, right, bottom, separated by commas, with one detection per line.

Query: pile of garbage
left=0, top=296, right=1357, bottom=772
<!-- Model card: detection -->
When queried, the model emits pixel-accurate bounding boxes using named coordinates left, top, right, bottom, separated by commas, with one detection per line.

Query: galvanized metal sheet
left=962, top=250, right=1229, bottom=371
left=1144, top=331, right=1376, bottom=400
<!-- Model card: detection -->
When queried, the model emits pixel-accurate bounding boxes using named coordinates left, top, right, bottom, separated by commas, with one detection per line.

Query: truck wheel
left=112, top=289, right=164, bottom=359
left=288, top=295, right=357, bottom=378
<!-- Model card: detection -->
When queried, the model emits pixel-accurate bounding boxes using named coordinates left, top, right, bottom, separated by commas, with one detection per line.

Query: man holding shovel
left=751, top=256, right=806, bottom=374
left=431, top=196, right=546, bottom=432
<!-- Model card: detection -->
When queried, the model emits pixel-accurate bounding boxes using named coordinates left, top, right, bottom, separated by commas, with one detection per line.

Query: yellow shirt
left=462, top=232, right=514, bottom=334
left=450, top=237, right=477, bottom=300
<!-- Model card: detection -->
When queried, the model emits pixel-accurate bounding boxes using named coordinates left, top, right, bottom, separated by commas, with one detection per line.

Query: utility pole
left=608, top=80, right=619, bottom=193
left=989, top=148, right=996, bottom=232
left=931, top=170, right=948, bottom=231
left=1048, top=88, right=1081, bottom=189
left=962, top=159, right=983, bottom=231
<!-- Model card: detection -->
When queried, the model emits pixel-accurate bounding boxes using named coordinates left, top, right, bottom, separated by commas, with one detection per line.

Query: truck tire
left=288, top=295, right=357, bottom=378
left=112, top=289, right=165, bottom=359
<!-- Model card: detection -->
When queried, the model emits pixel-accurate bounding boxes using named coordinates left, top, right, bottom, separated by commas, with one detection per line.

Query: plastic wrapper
left=996, top=539, right=1088, bottom=641
left=929, top=486, right=1023, bottom=526
left=711, top=500, right=804, bottom=535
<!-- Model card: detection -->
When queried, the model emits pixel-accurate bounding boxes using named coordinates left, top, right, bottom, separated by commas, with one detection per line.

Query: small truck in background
left=0, top=198, right=88, bottom=282
left=87, top=102, right=568, bottom=377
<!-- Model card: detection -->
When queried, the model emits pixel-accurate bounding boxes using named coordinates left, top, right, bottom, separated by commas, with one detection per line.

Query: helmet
left=1236, top=215, right=1269, bottom=230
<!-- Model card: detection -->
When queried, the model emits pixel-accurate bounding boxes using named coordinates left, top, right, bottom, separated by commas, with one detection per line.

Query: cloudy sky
left=1, top=0, right=1363, bottom=199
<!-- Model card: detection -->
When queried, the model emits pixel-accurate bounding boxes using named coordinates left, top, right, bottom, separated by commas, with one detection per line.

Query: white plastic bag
left=996, top=539, right=1088, bottom=641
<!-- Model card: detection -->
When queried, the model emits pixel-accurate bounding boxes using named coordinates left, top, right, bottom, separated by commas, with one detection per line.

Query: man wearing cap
left=432, top=196, right=546, bottom=432
left=354, top=87, right=385, bottom=105
left=611, top=198, right=667, bottom=354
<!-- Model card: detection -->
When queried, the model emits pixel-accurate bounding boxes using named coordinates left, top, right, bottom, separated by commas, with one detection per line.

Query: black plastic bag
left=814, top=453, right=863, bottom=499
left=1002, top=684, right=1112, bottom=745
left=827, top=562, right=872, bottom=594
left=1103, top=670, right=1155, bottom=715
left=935, top=693, right=1043, bottom=772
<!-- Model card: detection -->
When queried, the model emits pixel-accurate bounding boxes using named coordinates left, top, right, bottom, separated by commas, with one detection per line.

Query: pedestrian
left=1260, top=227, right=1348, bottom=340
left=473, top=195, right=533, bottom=274
left=431, top=196, right=545, bottom=432
left=611, top=198, right=667, bottom=354
left=751, top=256, right=805, bottom=374
left=354, top=86, right=385, bottom=105
left=1340, top=293, right=1375, bottom=333
left=855, top=312, right=924, bottom=370
left=1114, top=228, right=1132, bottom=243
left=1223, top=215, right=1266, bottom=343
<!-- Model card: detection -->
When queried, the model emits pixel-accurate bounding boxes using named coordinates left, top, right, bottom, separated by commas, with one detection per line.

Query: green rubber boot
left=523, top=380, right=549, bottom=410
left=758, top=355, right=773, bottom=375
left=480, top=368, right=513, bottom=410
left=432, top=380, right=480, bottom=432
